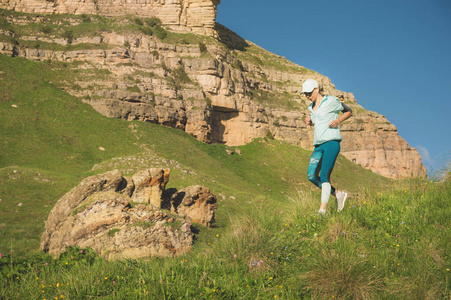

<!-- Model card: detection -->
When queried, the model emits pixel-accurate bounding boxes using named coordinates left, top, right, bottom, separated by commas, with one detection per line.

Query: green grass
left=0, top=180, right=449, bottom=299
left=0, top=56, right=140, bottom=175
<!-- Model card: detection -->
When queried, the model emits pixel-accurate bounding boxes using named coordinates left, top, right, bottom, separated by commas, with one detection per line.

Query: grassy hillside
left=1, top=51, right=450, bottom=298
left=0, top=53, right=388, bottom=253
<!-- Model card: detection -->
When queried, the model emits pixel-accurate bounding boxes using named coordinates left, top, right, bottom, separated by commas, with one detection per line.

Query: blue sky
left=216, top=0, right=451, bottom=175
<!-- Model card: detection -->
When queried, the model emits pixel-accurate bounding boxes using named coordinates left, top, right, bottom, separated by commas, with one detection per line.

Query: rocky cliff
left=0, top=0, right=220, bottom=36
left=0, top=6, right=426, bottom=179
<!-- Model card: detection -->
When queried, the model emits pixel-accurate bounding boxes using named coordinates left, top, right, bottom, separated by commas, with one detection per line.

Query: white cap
left=301, top=79, right=319, bottom=94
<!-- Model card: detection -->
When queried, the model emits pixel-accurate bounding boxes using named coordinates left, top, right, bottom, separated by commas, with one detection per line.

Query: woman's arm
left=329, top=103, right=352, bottom=128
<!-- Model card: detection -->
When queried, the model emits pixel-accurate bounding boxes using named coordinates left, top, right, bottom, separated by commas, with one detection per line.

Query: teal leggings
left=307, top=140, right=340, bottom=196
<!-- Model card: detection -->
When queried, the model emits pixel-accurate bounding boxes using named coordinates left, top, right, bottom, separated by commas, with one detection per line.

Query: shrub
left=232, top=59, right=244, bottom=71
left=133, top=18, right=143, bottom=26
left=144, top=17, right=161, bottom=27
left=172, top=65, right=191, bottom=84
left=81, top=14, right=91, bottom=23
left=204, top=97, right=212, bottom=107
left=108, top=228, right=121, bottom=236
left=199, top=42, right=208, bottom=53
left=126, top=85, right=141, bottom=93
left=139, top=26, right=153, bottom=36
left=266, top=130, right=274, bottom=139
left=153, top=25, right=167, bottom=40
left=62, top=29, right=74, bottom=44
left=57, top=246, right=97, bottom=266
left=40, top=25, right=52, bottom=34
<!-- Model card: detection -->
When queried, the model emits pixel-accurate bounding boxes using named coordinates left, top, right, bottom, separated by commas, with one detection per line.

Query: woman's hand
left=330, top=111, right=352, bottom=127
left=329, top=118, right=340, bottom=128
left=304, top=117, right=312, bottom=126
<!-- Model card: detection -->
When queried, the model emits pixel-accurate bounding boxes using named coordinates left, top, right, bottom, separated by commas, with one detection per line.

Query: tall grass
left=1, top=178, right=449, bottom=299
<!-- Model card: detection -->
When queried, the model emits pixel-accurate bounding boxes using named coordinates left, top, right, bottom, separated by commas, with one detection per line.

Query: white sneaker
left=336, top=191, right=348, bottom=212
left=315, top=209, right=327, bottom=217
left=317, top=209, right=327, bottom=215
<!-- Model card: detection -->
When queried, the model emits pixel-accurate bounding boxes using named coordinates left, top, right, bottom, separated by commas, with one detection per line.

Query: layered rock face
left=40, top=169, right=217, bottom=259
left=339, top=115, right=426, bottom=178
left=0, top=10, right=426, bottom=179
left=0, top=0, right=220, bottom=36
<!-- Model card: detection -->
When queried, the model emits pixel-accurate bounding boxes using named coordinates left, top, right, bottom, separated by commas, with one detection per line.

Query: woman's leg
left=307, top=145, right=330, bottom=213
left=319, top=141, right=340, bottom=180
left=307, top=147, right=323, bottom=189
left=319, top=141, right=340, bottom=202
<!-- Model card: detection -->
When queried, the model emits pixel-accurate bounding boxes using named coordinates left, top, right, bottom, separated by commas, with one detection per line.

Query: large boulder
left=40, top=169, right=217, bottom=259
left=40, top=169, right=123, bottom=252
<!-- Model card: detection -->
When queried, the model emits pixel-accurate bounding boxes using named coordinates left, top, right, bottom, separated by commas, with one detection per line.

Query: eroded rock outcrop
left=170, top=185, right=217, bottom=227
left=0, top=0, right=221, bottom=36
left=40, top=169, right=217, bottom=259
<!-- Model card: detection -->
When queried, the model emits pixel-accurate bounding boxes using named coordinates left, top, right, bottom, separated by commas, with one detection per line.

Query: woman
left=302, top=79, right=352, bottom=215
